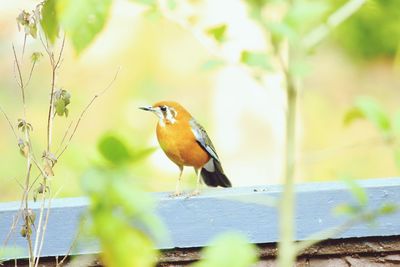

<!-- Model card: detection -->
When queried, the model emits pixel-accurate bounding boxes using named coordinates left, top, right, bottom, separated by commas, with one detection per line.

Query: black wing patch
left=189, top=118, right=220, bottom=162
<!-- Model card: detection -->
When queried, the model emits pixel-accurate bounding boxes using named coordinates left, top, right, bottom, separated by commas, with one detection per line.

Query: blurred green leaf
left=285, top=1, right=329, bottom=33
left=344, top=97, right=391, bottom=135
left=245, top=0, right=269, bottom=9
left=55, top=99, right=65, bottom=116
left=129, top=0, right=157, bottom=5
left=16, top=10, right=38, bottom=39
left=266, top=22, right=298, bottom=44
left=342, top=177, right=368, bottom=207
left=240, top=50, right=271, bottom=70
left=98, top=135, right=132, bottom=165
left=81, top=168, right=162, bottom=267
left=206, top=24, right=227, bottom=43
left=289, top=59, right=311, bottom=77
left=333, top=203, right=360, bottom=216
left=41, top=0, right=59, bottom=43
left=0, top=246, right=24, bottom=262
left=167, top=0, right=177, bottom=10
left=81, top=168, right=109, bottom=195
left=31, top=52, right=43, bottom=63
left=343, top=107, right=364, bottom=125
left=192, top=232, right=258, bottom=267
left=53, top=89, right=71, bottom=117
left=201, top=59, right=226, bottom=71
left=57, top=0, right=112, bottom=54
left=132, top=147, right=157, bottom=162
left=379, top=203, right=398, bottom=215
left=331, top=0, right=400, bottom=60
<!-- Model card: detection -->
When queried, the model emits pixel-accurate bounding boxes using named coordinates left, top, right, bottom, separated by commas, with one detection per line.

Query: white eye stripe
left=164, top=107, right=176, bottom=124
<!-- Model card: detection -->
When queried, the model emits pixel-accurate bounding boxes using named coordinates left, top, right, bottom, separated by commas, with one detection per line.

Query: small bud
left=53, top=89, right=71, bottom=117
left=20, top=226, right=27, bottom=237
left=18, top=139, right=29, bottom=158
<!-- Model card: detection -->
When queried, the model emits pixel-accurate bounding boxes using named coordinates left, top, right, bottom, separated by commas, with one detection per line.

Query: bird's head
left=139, top=101, right=191, bottom=126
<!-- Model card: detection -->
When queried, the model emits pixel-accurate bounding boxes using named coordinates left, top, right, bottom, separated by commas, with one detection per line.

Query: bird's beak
left=139, top=106, right=155, bottom=112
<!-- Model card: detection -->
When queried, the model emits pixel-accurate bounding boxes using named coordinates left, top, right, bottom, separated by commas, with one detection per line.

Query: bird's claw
left=185, top=190, right=200, bottom=199
left=169, top=191, right=183, bottom=198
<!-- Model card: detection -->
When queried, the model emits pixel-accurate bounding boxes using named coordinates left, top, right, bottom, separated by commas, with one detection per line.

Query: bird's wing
left=189, top=118, right=220, bottom=162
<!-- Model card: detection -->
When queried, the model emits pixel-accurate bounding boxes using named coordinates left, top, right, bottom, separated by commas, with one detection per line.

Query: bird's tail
left=201, top=159, right=232, bottom=188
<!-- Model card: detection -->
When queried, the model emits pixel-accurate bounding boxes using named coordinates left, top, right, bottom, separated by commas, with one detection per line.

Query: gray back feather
left=189, top=118, right=220, bottom=162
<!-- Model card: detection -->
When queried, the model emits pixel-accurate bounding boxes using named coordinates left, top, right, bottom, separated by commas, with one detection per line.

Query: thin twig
left=38, top=32, right=53, bottom=66
left=35, top=183, right=60, bottom=267
left=57, top=67, right=121, bottom=159
left=56, top=228, right=80, bottom=267
left=26, top=61, right=37, bottom=88
left=0, top=105, right=18, bottom=141
left=303, top=0, right=367, bottom=49
left=14, top=177, right=25, bottom=190
left=2, top=209, right=23, bottom=247
left=56, top=120, right=74, bottom=155
left=12, top=44, right=26, bottom=118
left=21, top=34, right=27, bottom=60
left=46, top=62, right=57, bottom=151
left=27, top=174, right=42, bottom=193
left=32, top=178, right=47, bottom=263
left=23, top=157, right=34, bottom=266
left=55, top=34, right=66, bottom=69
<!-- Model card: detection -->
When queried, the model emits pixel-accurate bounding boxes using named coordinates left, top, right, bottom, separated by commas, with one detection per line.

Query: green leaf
left=132, top=147, right=157, bottom=162
left=343, top=107, right=364, bottom=126
left=167, top=0, right=177, bottom=10
left=200, top=59, right=226, bottom=71
left=41, top=0, right=59, bottom=43
left=342, top=177, right=368, bottom=207
left=57, top=0, right=112, bottom=55
left=192, top=232, right=258, bottom=267
left=284, top=1, right=329, bottom=32
left=266, top=22, right=298, bottom=44
left=55, top=98, right=66, bottom=116
left=0, top=246, right=24, bottom=262
left=206, top=24, right=227, bottom=43
left=98, top=135, right=132, bottom=165
left=129, top=0, right=157, bottom=5
left=53, top=89, right=71, bottom=117
left=379, top=203, right=398, bottom=215
left=240, top=50, right=271, bottom=70
left=81, top=168, right=161, bottom=267
left=31, top=52, right=43, bottom=63
left=289, top=59, right=311, bottom=77
left=343, top=97, right=391, bottom=134
left=333, top=203, right=360, bottom=216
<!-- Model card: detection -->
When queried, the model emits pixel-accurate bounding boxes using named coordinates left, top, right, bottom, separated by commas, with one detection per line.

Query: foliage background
left=0, top=0, right=399, bottom=201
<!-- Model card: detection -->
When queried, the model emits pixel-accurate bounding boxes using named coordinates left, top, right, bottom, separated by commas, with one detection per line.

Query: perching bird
left=140, top=101, right=232, bottom=197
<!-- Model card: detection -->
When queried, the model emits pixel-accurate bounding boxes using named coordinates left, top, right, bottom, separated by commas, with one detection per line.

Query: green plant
left=1, top=1, right=117, bottom=266
left=81, top=134, right=163, bottom=267
left=344, top=96, right=400, bottom=170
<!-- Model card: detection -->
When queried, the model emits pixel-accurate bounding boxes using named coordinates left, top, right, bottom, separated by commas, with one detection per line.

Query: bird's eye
left=160, top=106, right=167, bottom=112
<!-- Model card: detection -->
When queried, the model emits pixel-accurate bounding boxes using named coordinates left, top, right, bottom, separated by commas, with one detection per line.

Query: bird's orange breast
left=156, top=120, right=210, bottom=169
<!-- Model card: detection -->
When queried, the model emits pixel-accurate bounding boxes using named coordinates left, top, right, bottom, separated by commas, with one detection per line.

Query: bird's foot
left=185, top=189, right=200, bottom=199
left=169, top=191, right=183, bottom=198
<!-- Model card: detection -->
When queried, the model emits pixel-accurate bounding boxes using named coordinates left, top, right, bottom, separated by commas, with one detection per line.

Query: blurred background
left=0, top=0, right=399, bottom=201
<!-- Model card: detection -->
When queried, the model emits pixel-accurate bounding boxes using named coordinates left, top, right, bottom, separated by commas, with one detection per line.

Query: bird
left=140, top=101, right=232, bottom=197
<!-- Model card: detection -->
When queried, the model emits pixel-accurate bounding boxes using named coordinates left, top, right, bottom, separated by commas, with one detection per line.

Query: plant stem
left=277, top=72, right=298, bottom=267
left=303, top=0, right=367, bottom=49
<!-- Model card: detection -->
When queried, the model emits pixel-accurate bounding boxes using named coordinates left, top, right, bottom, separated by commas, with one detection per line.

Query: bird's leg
left=187, top=168, right=202, bottom=198
left=169, top=166, right=183, bottom=197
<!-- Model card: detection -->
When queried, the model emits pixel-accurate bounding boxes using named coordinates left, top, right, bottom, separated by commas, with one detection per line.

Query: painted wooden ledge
left=1, top=177, right=400, bottom=261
